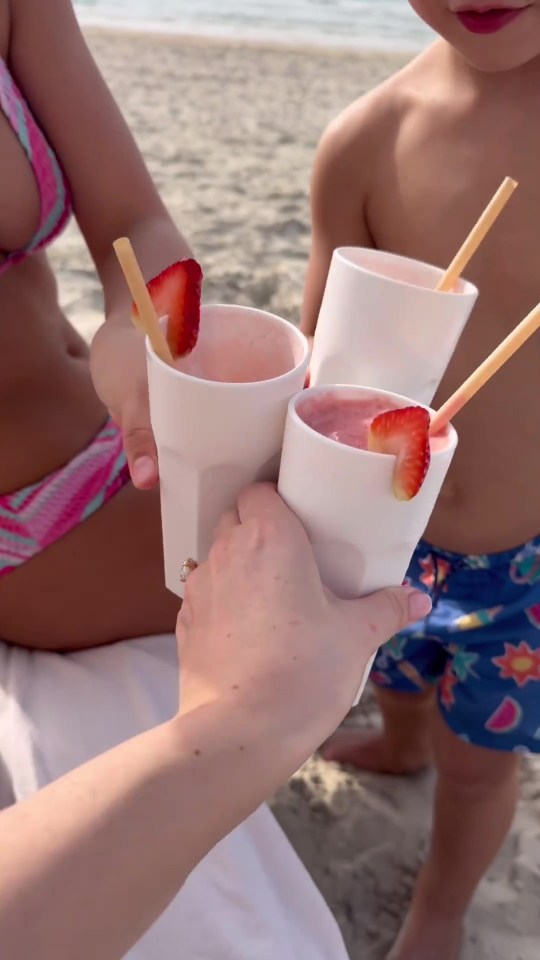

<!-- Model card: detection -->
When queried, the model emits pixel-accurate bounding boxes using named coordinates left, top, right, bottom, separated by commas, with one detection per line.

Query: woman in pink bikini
left=0, top=0, right=187, bottom=648
left=0, top=4, right=356, bottom=958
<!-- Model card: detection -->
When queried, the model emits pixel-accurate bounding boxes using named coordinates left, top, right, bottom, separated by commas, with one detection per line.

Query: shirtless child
left=301, top=4, right=540, bottom=958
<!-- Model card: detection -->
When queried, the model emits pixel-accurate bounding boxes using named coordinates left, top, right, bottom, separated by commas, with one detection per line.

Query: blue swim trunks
left=371, top=536, right=540, bottom=753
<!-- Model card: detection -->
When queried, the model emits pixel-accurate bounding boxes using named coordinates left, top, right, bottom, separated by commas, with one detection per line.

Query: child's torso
left=366, top=46, right=540, bottom=554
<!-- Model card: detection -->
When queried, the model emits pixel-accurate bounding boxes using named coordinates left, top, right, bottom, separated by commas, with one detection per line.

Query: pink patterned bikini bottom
left=0, top=417, right=130, bottom=577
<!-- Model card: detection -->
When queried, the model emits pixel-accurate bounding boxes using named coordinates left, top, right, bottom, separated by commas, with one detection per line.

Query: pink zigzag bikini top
left=0, top=55, right=73, bottom=274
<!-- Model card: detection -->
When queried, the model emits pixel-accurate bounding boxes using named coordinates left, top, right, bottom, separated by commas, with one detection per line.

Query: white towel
left=0, top=635, right=349, bottom=959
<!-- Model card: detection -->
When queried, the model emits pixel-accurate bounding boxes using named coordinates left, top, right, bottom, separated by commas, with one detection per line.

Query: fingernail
left=132, top=456, right=156, bottom=487
left=405, top=589, right=432, bottom=620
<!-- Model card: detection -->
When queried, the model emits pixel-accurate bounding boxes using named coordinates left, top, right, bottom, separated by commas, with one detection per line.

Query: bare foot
left=386, top=910, right=463, bottom=960
left=319, top=728, right=431, bottom=775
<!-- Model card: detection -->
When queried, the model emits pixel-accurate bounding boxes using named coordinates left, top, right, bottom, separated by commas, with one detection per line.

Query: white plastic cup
left=147, top=304, right=308, bottom=598
left=310, top=247, right=478, bottom=405
left=278, top=384, right=458, bottom=703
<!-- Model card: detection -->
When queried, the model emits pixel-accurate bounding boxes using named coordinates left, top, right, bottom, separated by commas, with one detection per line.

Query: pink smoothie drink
left=173, top=306, right=302, bottom=383
left=277, top=385, right=457, bottom=705
left=299, top=394, right=395, bottom=449
left=147, top=304, right=309, bottom=599
left=299, top=393, right=450, bottom=454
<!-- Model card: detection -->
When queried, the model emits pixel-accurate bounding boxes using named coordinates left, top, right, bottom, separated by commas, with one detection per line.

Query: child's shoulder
left=315, top=46, right=439, bottom=176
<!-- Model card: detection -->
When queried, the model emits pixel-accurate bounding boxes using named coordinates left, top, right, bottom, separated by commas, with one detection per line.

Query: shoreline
left=79, top=24, right=410, bottom=90
left=80, top=18, right=428, bottom=58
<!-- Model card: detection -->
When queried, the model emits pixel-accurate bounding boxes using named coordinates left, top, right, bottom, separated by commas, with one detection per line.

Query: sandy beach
left=59, top=27, right=540, bottom=960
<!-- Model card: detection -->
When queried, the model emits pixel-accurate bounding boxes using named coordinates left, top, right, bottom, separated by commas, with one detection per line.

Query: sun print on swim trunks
left=492, top=641, right=540, bottom=687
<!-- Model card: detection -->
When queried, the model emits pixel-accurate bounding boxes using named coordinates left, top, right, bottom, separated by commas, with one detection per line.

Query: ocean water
left=74, top=0, right=434, bottom=51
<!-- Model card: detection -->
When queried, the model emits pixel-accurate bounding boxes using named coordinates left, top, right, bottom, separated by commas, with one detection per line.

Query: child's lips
left=455, top=6, right=529, bottom=33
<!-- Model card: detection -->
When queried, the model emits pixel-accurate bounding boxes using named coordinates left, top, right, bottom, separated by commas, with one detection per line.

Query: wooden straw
left=113, top=237, right=174, bottom=365
left=436, top=177, right=518, bottom=293
left=430, top=301, right=540, bottom=435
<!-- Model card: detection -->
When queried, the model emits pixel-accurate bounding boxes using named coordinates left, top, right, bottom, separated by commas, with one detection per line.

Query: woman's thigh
left=0, top=483, right=180, bottom=650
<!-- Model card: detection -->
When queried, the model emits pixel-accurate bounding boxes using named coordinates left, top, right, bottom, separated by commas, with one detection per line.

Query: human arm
left=301, top=101, right=379, bottom=340
left=0, top=709, right=280, bottom=960
left=10, top=0, right=193, bottom=486
left=0, top=485, right=429, bottom=959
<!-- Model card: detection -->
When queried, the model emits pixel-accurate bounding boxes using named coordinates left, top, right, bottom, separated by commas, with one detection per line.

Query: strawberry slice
left=368, top=406, right=430, bottom=501
left=132, top=259, right=203, bottom=358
